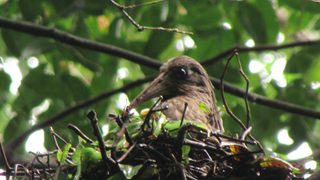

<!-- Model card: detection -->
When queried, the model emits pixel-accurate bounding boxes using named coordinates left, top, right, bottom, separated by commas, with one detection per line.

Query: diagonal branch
left=0, top=17, right=162, bottom=69
left=201, top=40, right=320, bottom=66
left=5, top=76, right=154, bottom=152
left=211, top=77, right=320, bottom=119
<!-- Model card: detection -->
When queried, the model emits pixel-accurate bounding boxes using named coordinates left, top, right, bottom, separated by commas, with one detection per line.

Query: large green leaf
left=1, top=29, right=32, bottom=56
left=286, top=46, right=320, bottom=83
left=179, top=1, right=223, bottom=31
left=0, top=70, right=10, bottom=97
left=19, top=0, right=43, bottom=21
left=3, top=115, right=30, bottom=147
left=253, top=0, right=278, bottom=43
left=237, top=2, right=268, bottom=44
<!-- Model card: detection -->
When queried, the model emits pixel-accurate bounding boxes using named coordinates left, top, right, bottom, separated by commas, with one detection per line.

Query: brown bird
left=127, top=56, right=224, bottom=132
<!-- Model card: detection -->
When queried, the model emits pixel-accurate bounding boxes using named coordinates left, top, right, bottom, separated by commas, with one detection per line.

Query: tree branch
left=211, top=77, right=320, bottom=119
left=201, top=40, right=320, bottom=66
left=0, top=17, right=162, bottom=69
left=5, top=76, right=154, bottom=152
left=109, top=0, right=193, bottom=35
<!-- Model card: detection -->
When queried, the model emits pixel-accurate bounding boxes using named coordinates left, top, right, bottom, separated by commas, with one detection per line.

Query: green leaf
left=57, top=143, right=72, bottom=165
left=1, top=29, right=32, bottom=56
left=305, top=60, right=320, bottom=83
left=81, top=147, right=102, bottom=172
left=0, top=70, right=10, bottom=91
left=198, top=102, right=211, bottom=113
left=119, top=164, right=143, bottom=179
left=134, top=165, right=159, bottom=179
left=238, top=2, right=268, bottom=44
left=253, top=0, right=278, bottom=43
left=162, top=119, right=207, bottom=137
left=126, top=115, right=143, bottom=137
left=3, top=115, right=30, bottom=149
left=179, top=1, right=223, bottom=31
left=143, top=30, right=174, bottom=59
left=0, top=70, right=10, bottom=107
left=181, top=145, right=190, bottom=163
left=19, top=0, right=43, bottom=21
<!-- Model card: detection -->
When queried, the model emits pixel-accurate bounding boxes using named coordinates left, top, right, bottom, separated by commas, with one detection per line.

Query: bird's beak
left=128, top=73, right=166, bottom=110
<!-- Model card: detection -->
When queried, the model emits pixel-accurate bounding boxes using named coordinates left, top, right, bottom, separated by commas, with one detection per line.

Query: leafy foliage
left=0, top=0, right=319, bottom=178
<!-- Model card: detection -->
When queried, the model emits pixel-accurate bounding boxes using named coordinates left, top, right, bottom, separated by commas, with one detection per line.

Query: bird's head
left=128, top=56, right=215, bottom=110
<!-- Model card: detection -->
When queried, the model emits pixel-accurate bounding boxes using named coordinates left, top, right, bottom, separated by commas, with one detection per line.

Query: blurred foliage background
left=0, top=0, right=320, bottom=173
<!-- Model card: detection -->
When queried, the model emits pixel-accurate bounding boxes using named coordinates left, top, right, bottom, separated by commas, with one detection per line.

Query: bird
left=127, top=56, right=224, bottom=132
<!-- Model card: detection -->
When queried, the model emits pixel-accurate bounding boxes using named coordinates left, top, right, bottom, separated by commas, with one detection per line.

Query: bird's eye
left=173, top=67, right=189, bottom=79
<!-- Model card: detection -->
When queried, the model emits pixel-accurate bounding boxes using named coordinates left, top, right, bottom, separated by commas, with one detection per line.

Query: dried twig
left=109, top=0, right=193, bottom=35
left=50, top=127, right=62, bottom=150
left=141, top=96, right=163, bottom=133
left=114, top=0, right=163, bottom=9
left=241, top=126, right=252, bottom=141
left=0, top=142, right=12, bottom=174
left=116, top=142, right=137, bottom=163
left=112, top=114, right=133, bottom=145
left=138, top=144, right=171, bottom=162
left=220, top=51, right=264, bottom=152
left=235, top=52, right=251, bottom=128
left=67, top=124, right=94, bottom=144
left=220, top=52, right=247, bottom=130
left=180, top=103, right=188, bottom=127
left=210, top=132, right=256, bottom=145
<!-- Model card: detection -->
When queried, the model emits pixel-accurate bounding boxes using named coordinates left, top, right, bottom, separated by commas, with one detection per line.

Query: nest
left=1, top=109, right=305, bottom=179
left=79, top=109, right=303, bottom=180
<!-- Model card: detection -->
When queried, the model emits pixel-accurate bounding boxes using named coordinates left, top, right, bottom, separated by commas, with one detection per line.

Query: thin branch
left=5, top=77, right=154, bottom=152
left=87, top=110, right=115, bottom=173
left=220, top=53, right=247, bottom=131
left=116, top=142, right=136, bottom=163
left=235, top=52, right=251, bottom=128
left=109, top=0, right=193, bottom=35
left=241, top=126, right=252, bottom=141
left=0, top=142, right=12, bottom=172
left=210, top=77, right=320, bottom=119
left=49, top=127, right=69, bottom=145
left=118, top=0, right=163, bottom=9
left=67, top=124, right=94, bottom=144
left=220, top=53, right=264, bottom=152
left=180, top=103, right=188, bottom=127
left=210, top=132, right=256, bottom=145
left=201, top=40, right=320, bottom=66
left=141, top=96, right=163, bottom=132
left=0, top=17, right=162, bottom=69
left=112, top=114, right=134, bottom=146
left=49, top=127, right=62, bottom=150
